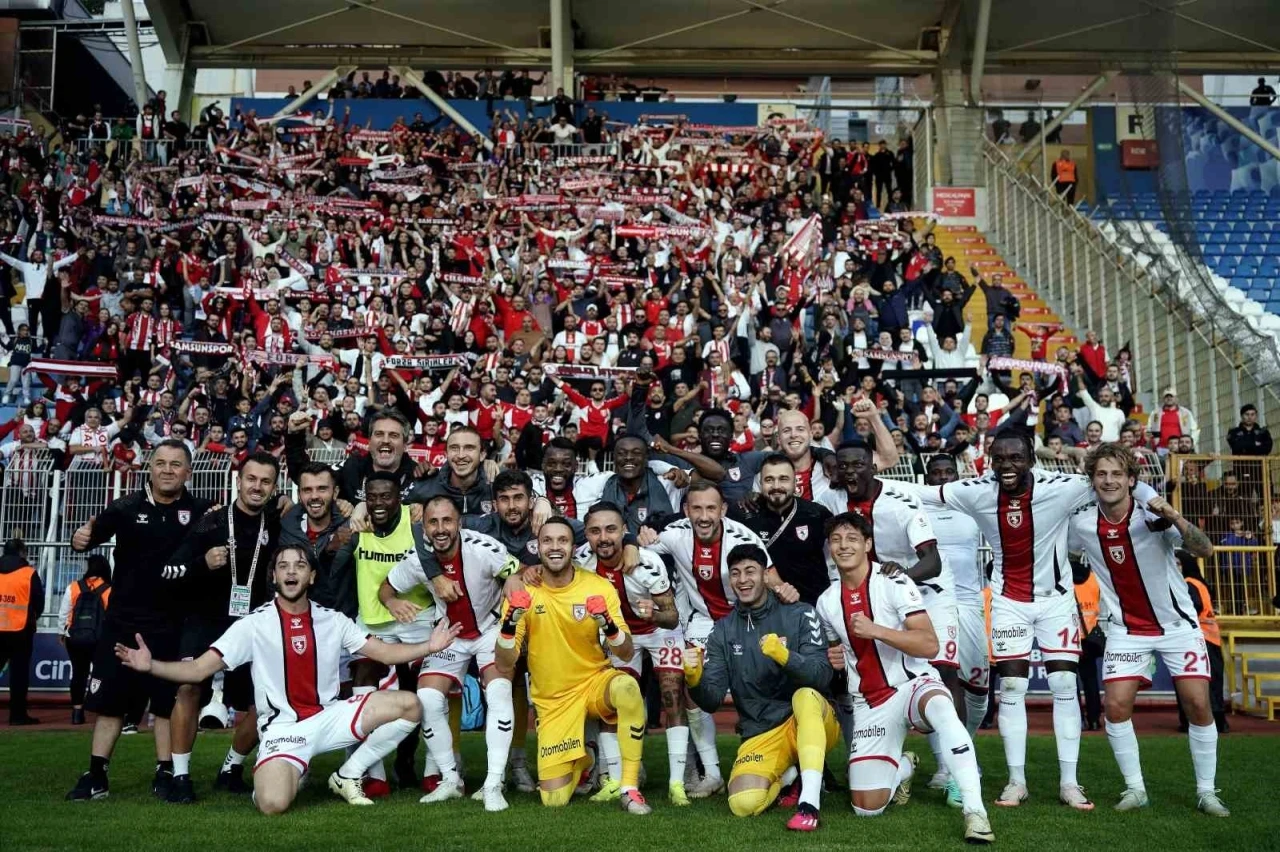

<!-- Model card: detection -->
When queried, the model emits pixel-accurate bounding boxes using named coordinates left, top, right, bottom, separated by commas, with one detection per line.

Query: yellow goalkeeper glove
left=682, top=645, right=704, bottom=687
left=760, top=633, right=790, bottom=666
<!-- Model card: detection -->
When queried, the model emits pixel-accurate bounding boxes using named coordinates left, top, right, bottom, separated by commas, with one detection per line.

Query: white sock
left=927, top=731, right=947, bottom=779
left=1105, top=718, right=1144, bottom=791
left=665, top=726, right=689, bottom=786
left=688, top=707, right=721, bottom=779
left=1048, top=670, right=1082, bottom=788
left=483, top=679, right=514, bottom=789
left=339, top=718, right=416, bottom=778
left=350, top=687, right=386, bottom=782
left=222, top=748, right=247, bottom=771
left=998, top=676, right=1028, bottom=787
left=923, top=694, right=986, bottom=817
left=780, top=765, right=798, bottom=787
left=172, top=752, right=191, bottom=777
left=799, top=769, right=822, bottom=809
left=1187, top=723, right=1218, bottom=794
left=423, top=753, right=439, bottom=778
left=893, top=753, right=915, bottom=791
left=599, top=731, right=622, bottom=782
left=418, top=687, right=459, bottom=783
left=964, top=690, right=988, bottom=740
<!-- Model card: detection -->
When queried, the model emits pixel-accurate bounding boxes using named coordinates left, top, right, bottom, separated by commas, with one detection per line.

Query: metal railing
left=1168, top=453, right=1279, bottom=620
left=982, top=138, right=1280, bottom=455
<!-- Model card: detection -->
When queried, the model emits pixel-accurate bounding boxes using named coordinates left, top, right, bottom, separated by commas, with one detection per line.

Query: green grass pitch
left=2, top=729, right=1277, bottom=851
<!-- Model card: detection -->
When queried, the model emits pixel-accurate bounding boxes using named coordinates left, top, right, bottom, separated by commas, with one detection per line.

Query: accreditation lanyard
left=228, top=503, right=265, bottom=618
left=762, top=499, right=799, bottom=550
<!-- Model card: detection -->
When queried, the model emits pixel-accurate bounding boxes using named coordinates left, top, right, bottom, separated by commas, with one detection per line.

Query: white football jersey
left=814, top=478, right=948, bottom=597
left=212, top=600, right=369, bottom=731
left=902, top=473, right=1160, bottom=603
left=387, top=529, right=516, bottom=640
left=648, top=517, right=770, bottom=622
left=1068, top=501, right=1200, bottom=637
left=815, top=565, right=931, bottom=707
left=576, top=545, right=671, bottom=635
left=529, top=471, right=609, bottom=519
left=926, top=505, right=985, bottom=605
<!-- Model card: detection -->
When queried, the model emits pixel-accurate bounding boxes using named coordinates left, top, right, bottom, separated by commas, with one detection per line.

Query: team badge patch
left=292, top=636, right=307, bottom=655
left=88, top=677, right=100, bottom=694
left=481, top=501, right=494, bottom=514
left=526, top=539, right=539, bottom=555
left=697, top=563, right=715, bottom=580
left=1007, top=510, right=1023, bottom=528
left=636, top=507, right=648, bottom=522
left=572, top=604, right=587, bottom=621
left=258, top=529, right=271, bottom=545
left=728, top=467, right=741, bottom=481
left=796, top=525, right=808, bottom=541
left=177, top=510, right=191, bottom=525
left=1108, top=545, right=1126, bottom=564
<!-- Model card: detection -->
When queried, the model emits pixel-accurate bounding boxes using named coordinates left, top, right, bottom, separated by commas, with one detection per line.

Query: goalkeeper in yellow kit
left=494, top=517, right=651, bottom=815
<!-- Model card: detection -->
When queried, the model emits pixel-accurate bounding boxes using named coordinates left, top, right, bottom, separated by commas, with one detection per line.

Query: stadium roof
left=148, top=0, right=1280, bottom=76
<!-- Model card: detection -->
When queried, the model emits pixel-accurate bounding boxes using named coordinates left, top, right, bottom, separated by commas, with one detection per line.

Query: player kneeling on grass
left=683, top=544, right=840, bottom=832
left=814, top=513, right=993, bottom=844
left=494, top=517, right=651, bottom=815
left=113, top=545, right=462, bottom=815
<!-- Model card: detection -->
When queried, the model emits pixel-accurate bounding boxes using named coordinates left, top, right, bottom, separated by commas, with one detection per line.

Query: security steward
left=0, top=538, right=43, bottom=725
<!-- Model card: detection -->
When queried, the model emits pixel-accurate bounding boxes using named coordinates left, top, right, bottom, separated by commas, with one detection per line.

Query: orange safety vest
left=0, top=565, right=35, bottom=632
left=1185, top=577, right=1221, bottom=646
left=1055, top=158, right=1077, bottom=183
left=1075, top=574, right=1100, bottom=636
left=64, top=576, right=110, bottom=630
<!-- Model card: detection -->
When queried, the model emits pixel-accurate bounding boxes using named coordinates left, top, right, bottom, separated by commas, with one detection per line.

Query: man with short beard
left=736, top=453, right=833, bottom=605
left=164, top=452, right=284, bottom=802
left=277, top=463, right=353, bottom=616
left=285, top=408, right=418, bottom=503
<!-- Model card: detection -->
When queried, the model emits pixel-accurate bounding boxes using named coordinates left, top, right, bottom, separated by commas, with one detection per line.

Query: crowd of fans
left=0, top=95, right=1271, bottom=563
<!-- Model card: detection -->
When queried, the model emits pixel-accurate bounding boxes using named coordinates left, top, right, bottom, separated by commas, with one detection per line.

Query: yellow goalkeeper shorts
left=535, top=668, right=625, bottom=781
left=729, top=699, right=840, bottom=785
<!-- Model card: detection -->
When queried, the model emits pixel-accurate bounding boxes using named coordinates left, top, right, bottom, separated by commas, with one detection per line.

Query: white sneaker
left=419, top=776, right=463, bottom=804
left=480, top=783, right=509, bottom=813
left=995, top=781, right=1028, bottom=807
left=509, top=762, right=536, bottom=793
left=619, top=788, right=652, bottom=815
left=964, top=811, right=995, bottom=844
left=1197, top=791, right=1230, bottom=817
left=328, top=772, right=374, bottom=806
left=1060, top=784, right=1095, bottom=811
left=1114, top=788, right=1149, bottom=812
left=689, top=773, right=724, bottom=798
left=928, top=769, right=950, bottom=790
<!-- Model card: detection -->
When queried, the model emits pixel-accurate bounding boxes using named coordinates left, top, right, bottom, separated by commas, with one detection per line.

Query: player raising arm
left=1067, top=444, right=1229, bottom=817
left=494, top=518, right=652, bottom=815
left=684, top=545, right=839, bottom=832
left=815, top=513, right=993, bottom=844
left=114, top=545, right=461, bottom=816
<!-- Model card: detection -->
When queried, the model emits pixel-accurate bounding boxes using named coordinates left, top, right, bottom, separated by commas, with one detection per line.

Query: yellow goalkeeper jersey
left=507, top=568, right=629, bottom=703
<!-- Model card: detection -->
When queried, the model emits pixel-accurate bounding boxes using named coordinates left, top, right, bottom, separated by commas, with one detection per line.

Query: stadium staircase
left=930, top=224, right=1080, bottom=363
left=1226, top=627, right=1280, bottom=721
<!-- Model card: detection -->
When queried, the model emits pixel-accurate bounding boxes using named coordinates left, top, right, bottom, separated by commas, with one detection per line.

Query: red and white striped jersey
left=125, top=312, right=156, bottom=351
left=903, top=471, right=1096, bottom=603
left=648, top=517, right=771, bottom=622
left=386, top=529, right=514, bottom=641
left=528, top=471, right=610, bottom=519
left=816, top=566, right=929, bottom=707
left=1068, top=501, right=1199, bottom=637
left=575, top=546, right=671, bottom=636
left=69, top=422, right=119, bottom=449
left=211, top=600, right=369, bottom=728
left=153, top=317, right=181, bottom=352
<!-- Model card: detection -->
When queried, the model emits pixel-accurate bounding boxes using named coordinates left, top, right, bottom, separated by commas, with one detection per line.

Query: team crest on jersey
left=481, top=501, right=494, bottom=514
left=89, top=677, right=100, bottom=694
left=572, top=604, right=587, bottom=621
left=796, top=525, right=809, bottom=541
left=526, top=540, right=539, bottom=555
left=697, top=563, right=715, bottom=581
left=292, top=635, right=307, bottom=655
left=636, top=507, right=648, bottom=522
left=1006, top=509, right=1023, bottom=528
left=948, top=625, right=957, bottom=639
left=177, top=510, right=191, bottom=525
left=728, top=467, right=741, bottom=481
left=1108, top=545, right=1126, bottom=564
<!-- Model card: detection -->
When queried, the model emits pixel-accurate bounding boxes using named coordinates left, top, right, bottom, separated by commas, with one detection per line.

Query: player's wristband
left=497, top=634, right=517, bottom=650
left=607, top=630, right=627, bottom=648
left=602, top=621, right=619, bottom=638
